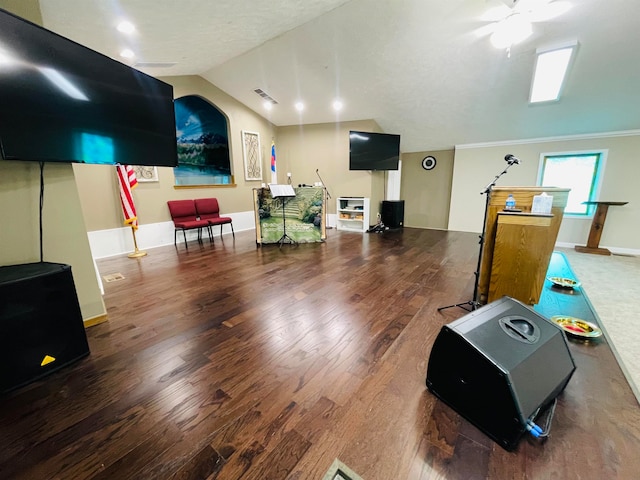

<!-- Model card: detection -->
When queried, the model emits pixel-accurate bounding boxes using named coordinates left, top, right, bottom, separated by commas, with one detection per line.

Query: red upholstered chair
left=167, top=200, right=211, bottom=246
left=195, top=198, right=235, bottom=239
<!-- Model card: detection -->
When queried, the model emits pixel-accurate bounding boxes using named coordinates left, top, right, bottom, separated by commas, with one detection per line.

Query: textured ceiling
left=39, top=0, right=640, bottom=152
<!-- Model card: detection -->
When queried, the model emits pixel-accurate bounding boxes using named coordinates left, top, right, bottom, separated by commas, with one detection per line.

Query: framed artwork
left=132, top=165, right=158, bottom=182
left=242, top=130, right=263, bottom=181
left=174, top=95, right=233, bottom=187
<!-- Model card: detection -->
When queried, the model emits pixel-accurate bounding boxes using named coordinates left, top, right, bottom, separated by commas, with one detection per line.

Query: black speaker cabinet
left=0, top=262, right=90, bottom=394
left=381, top=200, right=404, bottom=228
left=426, top=296, right=576, bottom=450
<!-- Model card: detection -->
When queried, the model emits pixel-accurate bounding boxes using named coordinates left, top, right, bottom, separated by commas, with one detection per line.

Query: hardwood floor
left=1, top=228, right=639, bottom=479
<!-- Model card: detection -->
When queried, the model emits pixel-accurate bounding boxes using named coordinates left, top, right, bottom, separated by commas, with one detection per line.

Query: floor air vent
left=322, top=459, right=363, bottom=480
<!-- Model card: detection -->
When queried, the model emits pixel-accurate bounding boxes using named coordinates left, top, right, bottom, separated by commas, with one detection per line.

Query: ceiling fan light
left=527, top=1, right=572, bottom=22
left=513, top=0, right=553, bottom=11
left=490, top=13, right=533, bottom=49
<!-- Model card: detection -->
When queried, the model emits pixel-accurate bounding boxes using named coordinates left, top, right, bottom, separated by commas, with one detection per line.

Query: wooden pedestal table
left=575, top=201, right=628, bottom=255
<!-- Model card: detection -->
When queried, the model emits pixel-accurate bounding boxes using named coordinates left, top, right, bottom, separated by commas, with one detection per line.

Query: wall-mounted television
left=0, top=8, right=177, bottom=167
left=349, top=130, right=400, bottom=171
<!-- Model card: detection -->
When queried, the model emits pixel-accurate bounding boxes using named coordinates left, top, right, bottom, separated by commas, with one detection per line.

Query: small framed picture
left=133, top=166, right=159, bottom=182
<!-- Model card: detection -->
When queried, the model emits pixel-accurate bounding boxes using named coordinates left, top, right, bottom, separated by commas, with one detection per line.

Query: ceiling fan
left=482, top=0, right=572, bottom=49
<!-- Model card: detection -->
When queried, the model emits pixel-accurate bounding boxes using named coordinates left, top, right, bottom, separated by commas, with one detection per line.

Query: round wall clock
left=422, top=155, right=436, bottom=170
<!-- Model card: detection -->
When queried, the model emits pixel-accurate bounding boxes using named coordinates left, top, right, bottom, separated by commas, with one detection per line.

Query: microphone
left=505, top=154, right=521, bottom=165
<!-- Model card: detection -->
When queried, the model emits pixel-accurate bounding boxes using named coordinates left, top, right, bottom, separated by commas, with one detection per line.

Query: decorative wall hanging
left=242, top=130, right=263, bottom=181
left=132, top=165, right=158, bottom=182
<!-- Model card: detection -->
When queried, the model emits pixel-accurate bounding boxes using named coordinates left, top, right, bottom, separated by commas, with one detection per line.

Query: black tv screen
left=0, top=8, right=177, bottom=167
left=349, top=131, right=400, bottom=171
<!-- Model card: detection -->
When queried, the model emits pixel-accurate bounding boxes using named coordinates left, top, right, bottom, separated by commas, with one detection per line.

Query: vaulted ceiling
left=39, top=0, right=640, bottom=152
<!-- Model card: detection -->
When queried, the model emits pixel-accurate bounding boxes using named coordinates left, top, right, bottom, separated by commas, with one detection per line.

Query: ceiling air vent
left=254, top=88, right=278, bottom=105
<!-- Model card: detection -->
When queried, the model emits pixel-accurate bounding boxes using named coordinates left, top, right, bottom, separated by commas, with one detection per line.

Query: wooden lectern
left=575, top=201, right=628, bottom=255
left=478, top=187, right=570, bottom=306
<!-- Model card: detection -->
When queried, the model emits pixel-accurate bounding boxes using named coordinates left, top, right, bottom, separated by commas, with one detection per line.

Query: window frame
left=536, top=149, right=608, bottom=217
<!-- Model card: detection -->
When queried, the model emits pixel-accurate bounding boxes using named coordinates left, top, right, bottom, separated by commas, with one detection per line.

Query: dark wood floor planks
left=1, top=227, right=639, bottom=479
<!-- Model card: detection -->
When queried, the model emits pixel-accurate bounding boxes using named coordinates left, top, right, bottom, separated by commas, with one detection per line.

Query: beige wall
left=74, top=107, right=390, bottom=235
left=1, top=0, right=39, bottom=20
left=400, top=149, right=454, bottom=229
left=275, top=120, right=385, bottom=221
left=0, top=0, right=105, bottom=321
left=448, top=134, right=640, bottom=250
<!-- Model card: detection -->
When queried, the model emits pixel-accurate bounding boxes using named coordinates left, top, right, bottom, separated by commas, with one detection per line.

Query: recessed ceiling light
left=332, top=100, right=343, bottom=111
left=295, top=101, right=304, bottom=112
left=263, top=101, right=273, bottom=111
left=120, top=49, right=135, bottom=59
left=117, top=21, right=136, bottom=34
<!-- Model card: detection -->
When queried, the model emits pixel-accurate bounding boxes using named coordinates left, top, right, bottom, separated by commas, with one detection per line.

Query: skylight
left=530, top=43, right=576, bottom=103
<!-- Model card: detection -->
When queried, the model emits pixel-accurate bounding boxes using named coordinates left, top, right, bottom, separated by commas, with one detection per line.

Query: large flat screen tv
left=0, top=8, right=177, bottom=167
left=349, top=130, right=400, bottom=171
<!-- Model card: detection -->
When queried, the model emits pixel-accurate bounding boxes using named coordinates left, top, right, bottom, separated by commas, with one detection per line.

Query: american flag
left=117, top=164, right=138, bottom=229
left=271, top=141, right=277, bottom=184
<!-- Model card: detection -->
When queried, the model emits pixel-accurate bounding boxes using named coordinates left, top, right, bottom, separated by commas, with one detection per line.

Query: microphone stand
left=438, top=159, right=518, bottom=313
left=315, top=169, right=331, bottom=199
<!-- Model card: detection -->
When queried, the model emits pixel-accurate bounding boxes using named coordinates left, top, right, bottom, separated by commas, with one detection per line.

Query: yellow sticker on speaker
left=41, top=355, right=56, bottom=366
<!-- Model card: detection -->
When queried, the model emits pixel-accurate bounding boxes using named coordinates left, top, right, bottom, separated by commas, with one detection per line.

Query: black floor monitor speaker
left=381, top=200, right=404, bottom=228
left=0, top=262, right=90, bottom=394
left=426, top=296, right=576, bottom=451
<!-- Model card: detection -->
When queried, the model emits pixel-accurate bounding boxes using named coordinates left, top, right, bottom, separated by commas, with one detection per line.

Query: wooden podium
left=575, top=201, right=628, bottom=255
left=478, top=187, right=570, bottom=306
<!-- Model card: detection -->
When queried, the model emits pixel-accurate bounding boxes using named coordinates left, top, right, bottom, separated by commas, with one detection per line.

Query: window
left=538, top=151, right=606, bottom=215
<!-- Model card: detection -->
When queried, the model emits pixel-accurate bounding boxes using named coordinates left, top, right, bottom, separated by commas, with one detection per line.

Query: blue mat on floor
left=534, top=251, right=601, bottom=330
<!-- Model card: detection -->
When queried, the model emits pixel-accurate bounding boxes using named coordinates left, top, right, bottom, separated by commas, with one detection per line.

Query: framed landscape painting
left=174, top=95, right=233, bottom=187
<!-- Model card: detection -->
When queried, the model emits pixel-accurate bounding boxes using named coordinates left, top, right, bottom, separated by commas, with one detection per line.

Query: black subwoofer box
left=426, top=296, right=576, bottom=450
left=381, top=200, right=404, bottom=228
left=0, top=262, right=90, bottom=394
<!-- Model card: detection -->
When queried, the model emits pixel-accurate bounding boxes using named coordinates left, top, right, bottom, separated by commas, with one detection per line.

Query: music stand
left=269, top=184, right=298, bottom=247
left=438, top=159, right=518, bottom=313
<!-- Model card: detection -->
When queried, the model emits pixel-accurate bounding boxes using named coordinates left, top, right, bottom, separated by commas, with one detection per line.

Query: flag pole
left=128, top=225, right=147, bottom=258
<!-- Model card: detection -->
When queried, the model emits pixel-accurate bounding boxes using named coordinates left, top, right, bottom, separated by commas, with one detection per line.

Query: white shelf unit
left=337, top=197, right=370, bottom=232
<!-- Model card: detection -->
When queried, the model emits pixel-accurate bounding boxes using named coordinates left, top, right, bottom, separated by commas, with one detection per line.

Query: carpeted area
left=553, top=248, right=640, bottom=402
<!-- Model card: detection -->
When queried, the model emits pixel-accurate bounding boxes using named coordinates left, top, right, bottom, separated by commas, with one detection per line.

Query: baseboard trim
left=555, top=242, right=639, bottom=256
left=88, top=210, right=256, bottom=259
left=84, top=313, right=108, bottom=328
